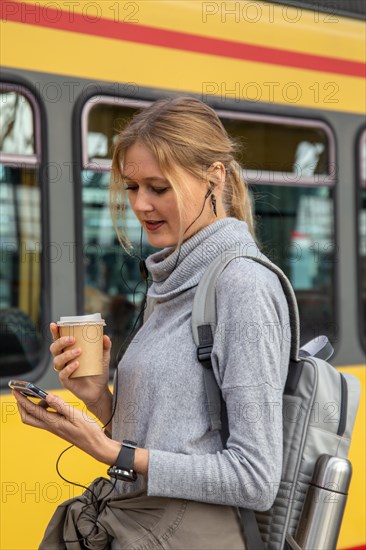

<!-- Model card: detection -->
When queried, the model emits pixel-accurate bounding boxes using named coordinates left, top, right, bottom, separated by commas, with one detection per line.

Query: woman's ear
left=208, top=162, right=226, bottom=191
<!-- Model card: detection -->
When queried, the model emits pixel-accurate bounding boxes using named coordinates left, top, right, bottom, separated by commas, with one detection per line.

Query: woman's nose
left=133, top=189, right=154, bottom=213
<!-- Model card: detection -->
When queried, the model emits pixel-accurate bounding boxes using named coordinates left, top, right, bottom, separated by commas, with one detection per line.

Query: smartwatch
left=107, top=440, right=138, bottom=482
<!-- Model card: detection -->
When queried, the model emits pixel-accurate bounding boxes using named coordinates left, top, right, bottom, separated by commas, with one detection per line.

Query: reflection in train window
left=219, top=114, right=334, bottom=184
left=0, top=85, right=43, bottom=375
left=82, top=99, right=150, bottom=168
left=0, top=91, right=35, bottom=157
left=81, top=99, right=337, bottom=358
left=81, top=99, right=156, bottom=367
left=359, top=130, right=366, bottom=348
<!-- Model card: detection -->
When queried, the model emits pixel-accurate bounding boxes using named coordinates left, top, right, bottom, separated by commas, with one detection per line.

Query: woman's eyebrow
left=145, top=177, right=169, bottom=183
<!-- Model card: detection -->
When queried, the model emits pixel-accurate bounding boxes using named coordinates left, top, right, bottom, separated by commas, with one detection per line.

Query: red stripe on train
left=1, top=0, right=365, bottom=78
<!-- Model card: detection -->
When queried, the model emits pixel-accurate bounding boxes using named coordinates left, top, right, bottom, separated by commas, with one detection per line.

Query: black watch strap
left=107, top=440, right=138, bottom=482
left=115, top=440, right=136, bottom=471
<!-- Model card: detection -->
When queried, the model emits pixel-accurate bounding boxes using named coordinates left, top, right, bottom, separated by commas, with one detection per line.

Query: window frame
left=81, top=97, right=336, bottom=189
left=0, top=75, right=51, bottom=387
left=0, top=82, right=42, bottom=166
left=216, top=108, right=336, bottom=187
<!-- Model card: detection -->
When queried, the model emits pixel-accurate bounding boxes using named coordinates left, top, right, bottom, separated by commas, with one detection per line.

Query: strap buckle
left=197, top=344, right=213, bottom=367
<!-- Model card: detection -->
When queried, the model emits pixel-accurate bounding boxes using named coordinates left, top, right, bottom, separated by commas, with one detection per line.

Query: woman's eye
left=123, top=186, right=168, bottom=194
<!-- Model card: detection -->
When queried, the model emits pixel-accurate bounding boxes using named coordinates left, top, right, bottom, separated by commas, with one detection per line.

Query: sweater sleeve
left=147, top=258, right=291, bottom=510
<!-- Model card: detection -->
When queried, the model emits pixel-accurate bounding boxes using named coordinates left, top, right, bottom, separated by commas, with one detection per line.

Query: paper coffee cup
left=57, top=313, right=106, bottom=378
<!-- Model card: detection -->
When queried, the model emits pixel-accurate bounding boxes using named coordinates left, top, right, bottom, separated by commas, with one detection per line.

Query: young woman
left=13, top=97, right=290, bottom=549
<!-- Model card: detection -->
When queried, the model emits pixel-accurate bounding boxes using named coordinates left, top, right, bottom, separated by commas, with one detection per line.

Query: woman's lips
left=145, top=221, right=165, bottom=231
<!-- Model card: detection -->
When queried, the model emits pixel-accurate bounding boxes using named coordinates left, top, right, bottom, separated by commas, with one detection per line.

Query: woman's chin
left=146, top=235, right=177, bottom=249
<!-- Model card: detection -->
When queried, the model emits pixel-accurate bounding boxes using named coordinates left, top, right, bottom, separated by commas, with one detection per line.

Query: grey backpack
left=192, top=252, right=360, bottom=550
left=144, top=250, right=361, bottom=549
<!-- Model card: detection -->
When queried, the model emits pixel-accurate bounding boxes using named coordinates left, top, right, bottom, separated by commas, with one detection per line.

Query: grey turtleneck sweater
left=112, top=217, right=290, bottom=511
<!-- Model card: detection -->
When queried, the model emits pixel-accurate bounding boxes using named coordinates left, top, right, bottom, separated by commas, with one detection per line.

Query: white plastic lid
left=57, top=313, right=106, bottom=326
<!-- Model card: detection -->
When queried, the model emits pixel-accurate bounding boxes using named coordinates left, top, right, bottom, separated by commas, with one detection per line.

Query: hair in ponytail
left=223, top=159, right=255, bottom=237
left=110, top=96, right=256, bottom=252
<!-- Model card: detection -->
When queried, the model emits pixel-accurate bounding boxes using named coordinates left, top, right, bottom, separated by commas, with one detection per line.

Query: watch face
left=123, top=440, right=137, bottom=448
left=108, top=466, right=137, bottom=482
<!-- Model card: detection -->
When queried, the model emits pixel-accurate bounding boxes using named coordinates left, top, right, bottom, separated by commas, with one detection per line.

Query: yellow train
left=0, top=1, right=365, bottom=548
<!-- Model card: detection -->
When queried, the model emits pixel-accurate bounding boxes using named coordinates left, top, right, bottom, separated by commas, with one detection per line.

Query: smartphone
left=8, top=380, right=48, bottom=401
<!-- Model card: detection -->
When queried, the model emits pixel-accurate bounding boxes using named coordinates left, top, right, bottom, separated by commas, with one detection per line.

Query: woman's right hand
left=49, top=322, right=112, bottom=407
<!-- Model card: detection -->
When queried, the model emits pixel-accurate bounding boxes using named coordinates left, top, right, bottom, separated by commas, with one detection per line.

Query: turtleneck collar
left=145, top=217, right=258, bottom=300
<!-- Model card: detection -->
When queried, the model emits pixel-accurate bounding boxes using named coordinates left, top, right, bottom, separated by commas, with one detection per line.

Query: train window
left=359, top=129, right=366, bottom=349
left=81, top=98, right=156, bottom=366
left=219, top=112, right=336, bottom=345
left=0, top=85, right=43, bottom=376
left=0, top=90, right=37, bottom=159
left=82, top=98, right=151, bottom=168
left=81, top=99, right=336, bottom=356
left=218, top=112, right=334, bottom=184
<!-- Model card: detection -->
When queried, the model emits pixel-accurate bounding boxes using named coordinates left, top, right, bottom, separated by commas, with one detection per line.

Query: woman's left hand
left=13, top=390, right=121, bottom=465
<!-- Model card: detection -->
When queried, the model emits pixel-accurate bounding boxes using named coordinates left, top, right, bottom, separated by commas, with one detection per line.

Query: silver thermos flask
left=294, top=454, right=352, bottom=549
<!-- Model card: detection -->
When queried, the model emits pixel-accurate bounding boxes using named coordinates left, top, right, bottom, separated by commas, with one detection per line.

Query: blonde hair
left=110, top=96, right=255, bottom=252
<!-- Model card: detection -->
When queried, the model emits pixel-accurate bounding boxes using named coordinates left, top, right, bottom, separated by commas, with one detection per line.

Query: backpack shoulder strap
left=192, top=251, right=302, bottom=435
left=192, top=251, right=301, bottom=363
